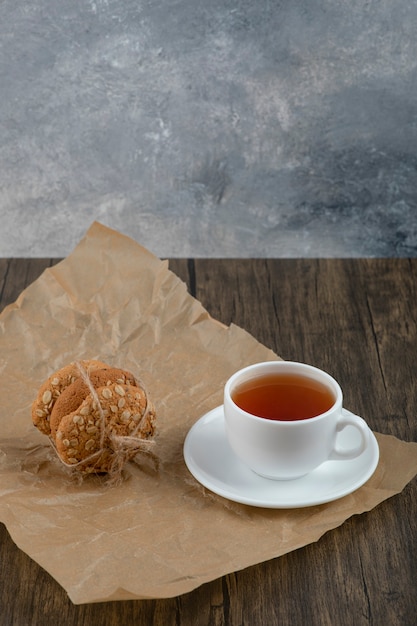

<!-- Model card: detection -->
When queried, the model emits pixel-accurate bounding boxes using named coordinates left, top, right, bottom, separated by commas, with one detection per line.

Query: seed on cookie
left=79, top=406, right=90, bottom=416
left=102, top=388, right=112, bottom=399
left=114, top=384, right=125, bottom=397
left=42, top=390, right=52, bottom=405
left=72, top=414, right=84, bottom=426
left=117, top=398, right=126, bottom=409
left=121, top=410, right=131, bottom=422
left=85, top=439, right=95, bottom=451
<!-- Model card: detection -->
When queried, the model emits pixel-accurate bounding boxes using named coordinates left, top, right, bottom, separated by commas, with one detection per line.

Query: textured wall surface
left=1, top=0, right=417, bottom=257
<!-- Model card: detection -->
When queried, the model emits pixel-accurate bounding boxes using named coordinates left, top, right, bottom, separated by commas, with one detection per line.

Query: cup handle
left=328, top=410, right=370, bottom=460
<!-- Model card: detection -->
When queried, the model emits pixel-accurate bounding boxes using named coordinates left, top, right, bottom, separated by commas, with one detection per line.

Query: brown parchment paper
left=0, top=221, right=416, bottom=604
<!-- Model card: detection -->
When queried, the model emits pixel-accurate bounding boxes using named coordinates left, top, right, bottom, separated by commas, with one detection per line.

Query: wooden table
left=0, top=258, right=416, bottom=626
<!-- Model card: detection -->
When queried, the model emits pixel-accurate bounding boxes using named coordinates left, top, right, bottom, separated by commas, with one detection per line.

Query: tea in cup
left=223, top=361, right=371, bottom=480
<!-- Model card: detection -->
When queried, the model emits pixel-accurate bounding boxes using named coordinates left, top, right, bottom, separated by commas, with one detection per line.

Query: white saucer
left=183, top=406, right=379, bottom=508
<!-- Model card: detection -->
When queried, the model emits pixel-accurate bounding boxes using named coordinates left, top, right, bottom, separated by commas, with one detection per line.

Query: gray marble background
left=1, top=0, right=417, bottom=257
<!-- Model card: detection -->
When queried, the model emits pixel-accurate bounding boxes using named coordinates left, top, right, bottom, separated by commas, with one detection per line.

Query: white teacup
left=223, top=361, right=371, bottom=480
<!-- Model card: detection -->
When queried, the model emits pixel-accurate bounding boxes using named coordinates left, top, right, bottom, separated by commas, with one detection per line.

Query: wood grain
left=0, top=259, right=416, bottom=626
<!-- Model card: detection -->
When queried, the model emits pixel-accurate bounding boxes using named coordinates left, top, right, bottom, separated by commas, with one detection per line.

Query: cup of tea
left=223, top=361, right=371, bottom=480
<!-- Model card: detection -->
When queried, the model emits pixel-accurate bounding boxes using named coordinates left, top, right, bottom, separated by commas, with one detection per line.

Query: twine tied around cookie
left=49, top=361, right=156, bottom=484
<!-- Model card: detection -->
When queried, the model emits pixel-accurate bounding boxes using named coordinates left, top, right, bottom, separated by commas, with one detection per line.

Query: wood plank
left=0, top=259, right=415, bottom=625
left=0, top=258, right=60, bottom=313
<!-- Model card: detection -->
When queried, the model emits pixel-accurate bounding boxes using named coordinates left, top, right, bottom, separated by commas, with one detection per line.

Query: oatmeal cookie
left=32, top=360, right=156, bottom=475
left=49, top=367, right=139, bottom=439
left=55, top=381, right=156, bottom=473
left=31, top=359, right=108, bottom=435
